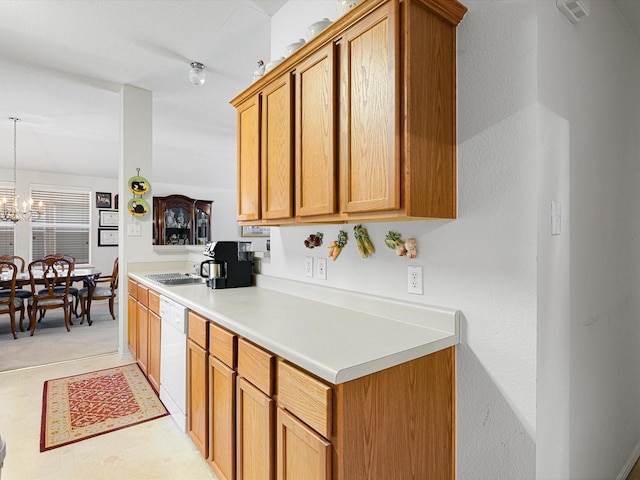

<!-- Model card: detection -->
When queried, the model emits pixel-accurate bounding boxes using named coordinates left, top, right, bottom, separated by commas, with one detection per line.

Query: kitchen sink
left=145, top=273, right=205, bottom=286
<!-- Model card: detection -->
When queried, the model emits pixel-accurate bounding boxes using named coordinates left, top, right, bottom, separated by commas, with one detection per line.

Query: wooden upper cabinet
left=237, top=95, right=261, bottom=222
left=261, top=73, right=294, bottom=220
left=340, top=1, right=399, bottom=215
left=231, top=0, right=466, bottom=224
left=295, top=43, right=337, bottom=218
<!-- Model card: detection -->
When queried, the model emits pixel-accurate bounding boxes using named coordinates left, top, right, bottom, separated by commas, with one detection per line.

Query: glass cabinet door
left=164, top=206, right=191, bottom=245
left=195, top=208, right=209, bottom=245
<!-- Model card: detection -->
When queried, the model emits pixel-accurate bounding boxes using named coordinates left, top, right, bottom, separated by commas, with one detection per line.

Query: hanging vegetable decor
left=384, top=231, right=417, bottom=258
left=304, top=232, right=323, bottom=249
left=353, top=225, right=375, bottom=258
left=327, top=230, right=348, bottom=261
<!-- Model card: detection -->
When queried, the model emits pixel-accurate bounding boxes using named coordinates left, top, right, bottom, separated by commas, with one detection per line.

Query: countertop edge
left=128, top=270, right=460, bottom=384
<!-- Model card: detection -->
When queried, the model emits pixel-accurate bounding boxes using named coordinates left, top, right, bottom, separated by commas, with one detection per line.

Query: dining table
left=2, top=268, right=102, bottom=326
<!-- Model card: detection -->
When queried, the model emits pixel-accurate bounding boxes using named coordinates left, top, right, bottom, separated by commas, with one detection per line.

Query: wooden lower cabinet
left=332, top=347, right=455, bottom=480
left=127, top=293, right=137, bottom=359
left=185, top=312, right=454, bottom=480
left=127, top=279, right=161, bottom=391
left=187, top=338, right=209, bottom=457
left=209, top=356, right=237, bottom=480
left=136, top=300, right=149, bottom=375
left=147, top=309, right=161, bottom=392
left=237, top=376, right=275, bottom=480
left=276, top=408, right=331, bottom=480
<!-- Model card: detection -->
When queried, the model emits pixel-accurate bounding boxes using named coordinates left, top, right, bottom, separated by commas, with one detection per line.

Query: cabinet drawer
left=148, top=289, right=161, bottom=315
left=277, top=360, right=331, bottom=438
left=188, top=311, right=209, bottom=349
left=238, top=338, right=274, bottom=396
left=137, top=284, right=149, bottom=306
left=209, top=322, right=236, bottom=368
left=128, top=278, right=138, bottom=300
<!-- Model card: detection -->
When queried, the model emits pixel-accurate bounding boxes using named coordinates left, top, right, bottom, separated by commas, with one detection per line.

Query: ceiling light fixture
left=189, top=62, right=206, bottom=86
left=1, top=117, right=42, bottom=223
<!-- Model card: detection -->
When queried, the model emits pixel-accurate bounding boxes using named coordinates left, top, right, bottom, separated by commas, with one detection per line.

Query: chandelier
left=1, top=117, right=42, bottom=223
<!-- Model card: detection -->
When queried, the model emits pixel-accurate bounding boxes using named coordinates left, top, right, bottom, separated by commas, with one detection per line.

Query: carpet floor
left=0, top=302, right=119, bottom=371
left=40, top=363, right=168, bottom=451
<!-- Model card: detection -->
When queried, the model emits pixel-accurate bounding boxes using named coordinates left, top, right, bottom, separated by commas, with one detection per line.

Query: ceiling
left=1, top=0, right=639, bottom=191
left=0, top=0, right=286, bottom=189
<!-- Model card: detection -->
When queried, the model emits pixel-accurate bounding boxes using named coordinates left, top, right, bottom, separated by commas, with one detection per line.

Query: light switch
left=127, top=224, right=141, bottom=236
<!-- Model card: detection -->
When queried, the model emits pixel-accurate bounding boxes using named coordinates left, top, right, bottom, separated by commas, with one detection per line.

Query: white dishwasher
left=159, top=295, right=188, bottom=433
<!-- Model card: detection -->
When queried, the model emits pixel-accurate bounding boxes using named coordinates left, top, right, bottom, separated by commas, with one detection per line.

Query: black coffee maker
left=201, top=241, right=253, bottom=289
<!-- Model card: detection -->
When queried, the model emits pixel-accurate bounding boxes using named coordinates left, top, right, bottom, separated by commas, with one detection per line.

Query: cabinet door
left=339, top=2, right=400, bottom=214
left=237, top=95, right=261, bottom=222
left=261, top=73, right=294, bottom=220
left=209, top=356, right=237, bottom=480
left=136, top=301, right=149, bottom=375
left=276, top=408, right=331, bottom=480
left=127, top=294, right=137, bottom=358
left=195, top=200, right=212, bottom=245
left=295, top=43, right=337, bottom=218
left=237, top=376, right=274, bottom=480
left=147, top=309, right=161, bottom=392
left=188, top=339, right=209, bottom=457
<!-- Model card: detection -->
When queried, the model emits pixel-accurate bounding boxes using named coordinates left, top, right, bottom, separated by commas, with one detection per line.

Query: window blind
left=0, top=185, right=16, bottom=256
left=31, top=187, right=90, bottom=264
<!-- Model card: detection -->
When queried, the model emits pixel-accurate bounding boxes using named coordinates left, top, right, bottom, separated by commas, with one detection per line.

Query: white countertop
left=128, top=269, right=460, bottom=385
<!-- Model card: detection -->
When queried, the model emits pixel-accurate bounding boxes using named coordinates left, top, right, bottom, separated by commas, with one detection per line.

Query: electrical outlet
left=407, top=265, right=423, bottom=295
left=317, top=258, right=327, bottom=280
left=304, top=256, right=314, bottom=277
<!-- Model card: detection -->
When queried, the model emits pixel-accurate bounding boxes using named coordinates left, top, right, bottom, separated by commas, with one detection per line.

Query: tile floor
left=0, top=353, right=218, bottom=479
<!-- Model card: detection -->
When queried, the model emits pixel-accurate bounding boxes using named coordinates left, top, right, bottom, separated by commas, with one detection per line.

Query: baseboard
left=618, top=440, right=640, bottom=480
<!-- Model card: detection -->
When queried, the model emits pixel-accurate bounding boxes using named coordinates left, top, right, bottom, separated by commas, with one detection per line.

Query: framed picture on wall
left=96, top=192, right=112, bottom=209
left=241, top=226, right=270, bottom=237
left=99, top=210, right=119, bottom=227
left=98, top=228, right=118, bottom=247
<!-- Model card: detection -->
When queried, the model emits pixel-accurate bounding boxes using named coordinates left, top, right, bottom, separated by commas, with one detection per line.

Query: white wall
left=0, top=167, right=118, bottom=274
left=538, top=1, right=640, bottom=478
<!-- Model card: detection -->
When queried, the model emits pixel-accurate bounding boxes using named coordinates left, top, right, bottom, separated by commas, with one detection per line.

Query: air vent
left=557, top=0, right=590, bottom=24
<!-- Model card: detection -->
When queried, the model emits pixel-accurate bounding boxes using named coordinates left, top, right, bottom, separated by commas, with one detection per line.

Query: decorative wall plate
left=128, top=175, right=150, bottom=194
left=127, top=197, right=149, bottom=217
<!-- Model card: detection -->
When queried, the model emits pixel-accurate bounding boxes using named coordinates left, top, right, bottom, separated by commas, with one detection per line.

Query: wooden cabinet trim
left=277, top=360, right=332, bottom=439
left=147, top=310, right=161, bottom=392
left=238, top=338, right=275, bottom=396
left=148, top=289, right=161, bottom=315
left=136, top=284, right=149, bottom=306
left=188, top=338, right=209, bottom=457
left=237, top=376, right=275, bottom=480
left=136, top=301, right=149, bottom=375
left=208, top=356, right=237, bottom=480
left=188, top=310, right=209, bottom=350
left=276, top=407, right=331, bottom=480
left=210, top=322, right=237, bottom=369
left=295, top=43, right=338, bottom=218
left=261, top=72, right=294, bottom=220
left=237, top=95, right=262, bottom=222
left=127, top=278, right=138, bottom=300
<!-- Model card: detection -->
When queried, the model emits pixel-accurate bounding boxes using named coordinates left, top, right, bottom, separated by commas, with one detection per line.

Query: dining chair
left=27, top=257, right=74, bottom=335
left=0, top=261, right=25, bottom=339
left=0, top=255, right=32, bottom=326
left=40, top=254, right=80, bottom=317
left=79, top=257, right=118, bottom=325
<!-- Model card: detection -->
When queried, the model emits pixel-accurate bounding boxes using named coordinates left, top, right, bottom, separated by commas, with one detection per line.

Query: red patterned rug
left=40, top=363, right=168, bottom=451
